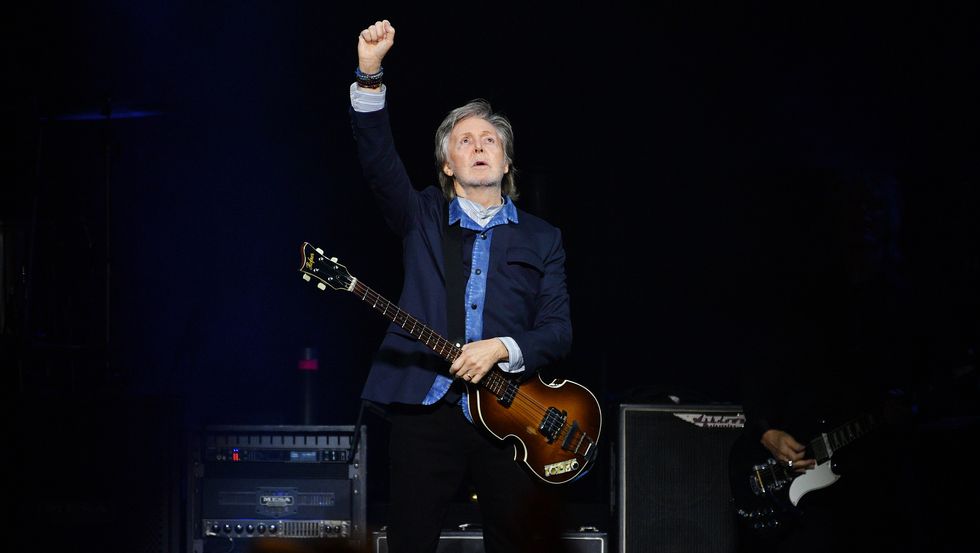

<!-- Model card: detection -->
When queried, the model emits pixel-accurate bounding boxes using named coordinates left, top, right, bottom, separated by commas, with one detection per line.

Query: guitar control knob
left=257, top=524, right=266, bottom=534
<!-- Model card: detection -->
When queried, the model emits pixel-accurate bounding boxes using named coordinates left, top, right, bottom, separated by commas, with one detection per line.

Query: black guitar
left=298, top=242, right=602, bottom=485
left=729, top=412, right=879, bottom=535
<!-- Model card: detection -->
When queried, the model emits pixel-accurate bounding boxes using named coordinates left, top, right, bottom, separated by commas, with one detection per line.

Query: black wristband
left=355, top=66, right=383, bottom=89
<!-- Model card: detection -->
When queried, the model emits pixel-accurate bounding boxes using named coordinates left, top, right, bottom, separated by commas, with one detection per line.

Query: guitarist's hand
left=449, top=338, right=509, bottom=385
left=761, top=429, right=816, bottom=472
left=357, top=19, right=395, bottom=76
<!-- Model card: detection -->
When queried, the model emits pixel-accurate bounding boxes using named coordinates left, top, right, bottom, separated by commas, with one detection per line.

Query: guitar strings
left=340, top=273, right=595, bottom=453
left=351, top=279, right=592, bottom=451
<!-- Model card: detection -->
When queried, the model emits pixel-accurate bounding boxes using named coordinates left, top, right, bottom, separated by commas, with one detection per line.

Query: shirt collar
left=449, top=195, right=519, bottom=229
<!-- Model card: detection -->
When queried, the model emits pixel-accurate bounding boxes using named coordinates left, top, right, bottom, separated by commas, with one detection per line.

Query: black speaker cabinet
left=618, top=404, right=744, bottom=553
left=372, top=530, right=608, bottom=552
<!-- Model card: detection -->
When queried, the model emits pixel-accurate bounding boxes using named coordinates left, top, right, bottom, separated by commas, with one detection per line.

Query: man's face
left=443, top=116, right=509, bottom=189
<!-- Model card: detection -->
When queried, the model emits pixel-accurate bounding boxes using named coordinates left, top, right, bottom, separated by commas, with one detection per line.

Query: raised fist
left=357, top=19, right=395, bottom=75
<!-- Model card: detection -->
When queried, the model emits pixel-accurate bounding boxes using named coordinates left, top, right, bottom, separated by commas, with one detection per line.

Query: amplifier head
left=189, top=425, right=366, bottom=552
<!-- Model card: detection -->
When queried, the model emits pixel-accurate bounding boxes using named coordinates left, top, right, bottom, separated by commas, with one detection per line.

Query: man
left=734, top=174, right=917, bottom=553
left=348, top=20, right=572, bottom=553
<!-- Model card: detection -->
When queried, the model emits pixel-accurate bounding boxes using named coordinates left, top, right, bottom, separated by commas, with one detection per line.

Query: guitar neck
left=809, top=412, right=877, bottom=461
left=347, top=279, right=513, bottom=394
left=300, top=244, right=517, bottom=400
left=350, top=279, right=461, bottom=362
left=829, top=413, right=877, bottom=450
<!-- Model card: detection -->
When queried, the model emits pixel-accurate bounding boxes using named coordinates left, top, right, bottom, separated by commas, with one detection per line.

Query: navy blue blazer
left=351, top=106, right=572, bottom=405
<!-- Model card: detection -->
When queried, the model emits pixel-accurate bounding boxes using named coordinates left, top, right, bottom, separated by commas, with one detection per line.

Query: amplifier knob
left=257, top=524, right=266, bottom=534
left=234, top=524, right=244, bottom=534
left=269, top=524, right=278, bottom=534
left=223, top=524, right=232, bottom=534
left=210, top=523, right=220, bottom=534
left=246, top=524, right=255, bottom=533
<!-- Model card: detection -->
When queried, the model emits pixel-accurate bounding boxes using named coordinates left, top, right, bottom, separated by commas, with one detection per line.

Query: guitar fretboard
left=349, top=280, right=512, bottom=396
left=829, top=413, right=876, bottom=450
left=810, top=413, right=877, bottom=461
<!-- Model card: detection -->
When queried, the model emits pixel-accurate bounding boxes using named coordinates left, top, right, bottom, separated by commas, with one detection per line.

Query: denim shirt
left=422, top=197, right=524, bottom=421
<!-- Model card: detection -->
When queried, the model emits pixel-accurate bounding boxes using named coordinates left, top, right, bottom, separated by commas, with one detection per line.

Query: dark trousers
left=387, top=400, right=562, bottom=553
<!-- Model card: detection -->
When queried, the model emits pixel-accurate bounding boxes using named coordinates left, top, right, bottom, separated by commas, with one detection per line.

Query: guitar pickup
left=497, top=380, right=518, bottom=407
left=538, top=407, right=567, bottom=444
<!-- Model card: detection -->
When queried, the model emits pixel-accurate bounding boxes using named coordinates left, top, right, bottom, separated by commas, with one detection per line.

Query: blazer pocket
left=505, top=246, right=545, bottom=294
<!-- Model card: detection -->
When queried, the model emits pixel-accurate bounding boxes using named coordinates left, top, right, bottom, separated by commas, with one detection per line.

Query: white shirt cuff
left=496, top=337, right=525, bottom=373
left=349, top=82, right=386, bottom=113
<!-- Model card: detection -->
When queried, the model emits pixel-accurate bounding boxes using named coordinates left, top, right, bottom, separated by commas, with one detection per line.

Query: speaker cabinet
left=618, top=404, right=744, bottom=553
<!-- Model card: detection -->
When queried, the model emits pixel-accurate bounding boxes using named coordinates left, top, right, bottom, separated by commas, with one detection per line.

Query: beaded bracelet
left=355, top=66, right=383, bottom=89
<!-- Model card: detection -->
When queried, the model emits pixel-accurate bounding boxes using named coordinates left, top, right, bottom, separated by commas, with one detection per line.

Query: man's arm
left=451, top=227, right=572, bottom=384
left=509, top=227, right=573, bottom=371
left=349, top=20, right=423, bottom=237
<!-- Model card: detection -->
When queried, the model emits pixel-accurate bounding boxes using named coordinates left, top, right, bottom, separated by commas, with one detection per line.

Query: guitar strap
left=441, top=206, right=468, bottom=403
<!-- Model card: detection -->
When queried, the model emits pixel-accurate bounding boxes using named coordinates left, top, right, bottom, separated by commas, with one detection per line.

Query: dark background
left=6, top=1, right=978, bottom=551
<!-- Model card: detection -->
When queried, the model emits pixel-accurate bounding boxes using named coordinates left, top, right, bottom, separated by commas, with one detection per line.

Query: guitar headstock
left=299, top=242, right=356, bottom=292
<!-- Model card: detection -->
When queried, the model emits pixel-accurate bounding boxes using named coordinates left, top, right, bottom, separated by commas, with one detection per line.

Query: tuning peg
left=317, top=283, right=327, bottom=291
left=330, top=257, right=338, bottom=262
left=302, top=275, right=311, bottom=282
left=315, top=248, right=324, bottom=254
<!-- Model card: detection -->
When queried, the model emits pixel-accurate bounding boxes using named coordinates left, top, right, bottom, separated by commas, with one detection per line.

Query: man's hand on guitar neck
left=449, top=338, right=510, bottom=385
left=761, top=429, right=817, bottom=472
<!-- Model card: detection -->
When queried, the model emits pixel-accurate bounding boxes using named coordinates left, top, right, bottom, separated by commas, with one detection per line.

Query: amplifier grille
left=619, top=404, right=744, bottom=553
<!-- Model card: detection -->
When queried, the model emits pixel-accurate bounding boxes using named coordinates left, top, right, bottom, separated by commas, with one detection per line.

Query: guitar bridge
left=538, top=407, right=567, bottom=443
left=561, top=420, right=597, bottom=462
left=750, top=459, right=790, bottom=496
left=561, top=421, right=580, bottom=451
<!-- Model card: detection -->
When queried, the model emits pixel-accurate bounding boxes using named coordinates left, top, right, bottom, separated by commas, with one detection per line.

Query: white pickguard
left=788, top=460, right=840, bottom=505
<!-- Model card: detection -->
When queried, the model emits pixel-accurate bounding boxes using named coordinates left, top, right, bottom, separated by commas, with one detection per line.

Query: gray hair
left=434, top=99, right=518, bottom=201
